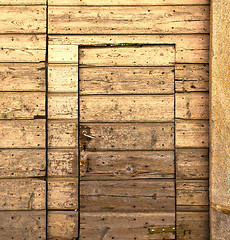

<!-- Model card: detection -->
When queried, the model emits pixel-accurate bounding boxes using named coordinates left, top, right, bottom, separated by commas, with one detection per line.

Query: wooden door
left=78, top=44, right=176, bottom=239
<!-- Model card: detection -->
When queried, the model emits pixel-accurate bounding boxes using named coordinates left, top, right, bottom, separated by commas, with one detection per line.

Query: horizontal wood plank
left=80, top=151, right=174, bottom=180
left=48, top=211, right=78, bottom=239
left=48, top=149, right=78, bottom=177
left=177, top=180, right=209, bottom=210
left=0, top=179, right=45, bottom=210
left=0, top=6, right=46, bottom=33
left=80, top=179, right=175, bottom=212
left=49, top=34, right=209, bottom=64
left=48, top=93, right=78, bottom=119
left=49, top=6, right=209, bottom=34
left=48, top=64, right=78, bottom=92
left=80, top=67, right=174, bottom=95
left=80, top=95, right=174, bottom=122
left=0, top=0, right=46, bottom=4
left=0, top=211, right=46, bottom=240
left=0, top=63, right=45, bottom=91
left=177, top=212, right=209, bottom=239
left=49, top=0, right=209, bottom=5
left=80, top=123, right=174, bottom=150
left=48, top=120, right=78, bottom=148
left=0, top=149, right=45, bottom=178
left=176, top=92, right=209, bottom=119
left=175, top=120, right=208, bottom=148
left=79, top=45, right=175, bottom=66
left=0, top=119, right=45, bottom=148
left=0, top=35, right=46, bottom=62
left=176, top=149, right=209, bottom=179
left=48, top=178, right=78, bottom=210
left=175, top=64, right=209, bottom=92
left=80, top=212, right=175, bottom=240
left=0, top=92, right=45, bottom=119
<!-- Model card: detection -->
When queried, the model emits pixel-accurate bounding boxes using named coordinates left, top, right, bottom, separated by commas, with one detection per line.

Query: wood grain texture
left=175, top=120, right=208, bottom=148
left=48, top=121, right=78, bottom=148
left=0, top=179, right=45, bottom=210
left=49, top=0, right=210, bottom=5
left=48, top=45, right=78, bottom=63
left=0, top=92, right=45, bottom=119
left=80, top=123, right=174, bottom=150
left=48, top=178, right=78, bottom=210
left=80, top=151, right=174, bottom=180
left=81, top=180, right=175, bottom=212
left=175, top=64, right=209, bottom=92
left=0, top=6, right=46, bottom=33
left=0, top=35, right=46, bottom=62
left=48, top=6, right=209, bottom=34
left=0, top=0, right=46, bottom=4
left=80, top=95, right=174, bottom=122
left=0, top=63, right=45, bottom=91
left=80, top=67, right=174, bottom=95
left=48, top=149, right=78, bottom=177
left=176, top=92, right=209, bottom=120
left=79, top=45, right=175, bottom=66
left=176, top=149, right=209, bottom=179
left=0, top=211, right=46, bottom=240
left=80, top=212, right=175, bottom=240
left=177, top=212, right=209, bottom=240
left=48, top=93, right=78, bottom=119
left=48, top=211, right=78, bottom=239
left=48, top=64, right=78, bottom=92
left=0, top=149, right=45, bottom=178
left=0, top=119, right=45, bottom=148
left=49, top=34, right=209, bottom=63
left=177, top=180, right=209, bottom=210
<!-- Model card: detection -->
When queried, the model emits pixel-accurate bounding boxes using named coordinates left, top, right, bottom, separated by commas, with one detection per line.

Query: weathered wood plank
left=80, top=123, right=174, bottom=150
left=0, top=63, right=45, bottom=91
left=49, top=6, right=209, bottom=34
left=0, top=211, right=46, bottom=240
left=79, top=45, right=175, bottom=66
left=175, top=64, right=209, bottom=92
left=176, top=92, right=209, bottom=120
left=81, top=179, right=175, bottom=212
left=48, top=178, right=78, bottom=210
left=177, top=180, right=209, bottom=210
left=175, top=120, right=208, bottom=148
left=80, top=151, right=174, bottom=180
left=0, top=149, right=45, bottom=178
left=0, top=119, right=45, bottom=148
left=48, top=211, right=78, bottom=239
left=80, top=67, right=174, bottom=95
left=0, top=6, right=46, bottom=33
left=48, top=149, right=78, bottom=177
left=48, top=64, right=78, bottom=92
left=80, top=95, right=174, bottom=122
left=0, top=179, right=45, bottom=210
left=0, top=92, right=45, bottom=119
left=48, top=120, right=78, bottom=148
left=176, top=149, right=209, bottom=179
left=177, top=212, right=209, bottom=240
left=0, top=0, right=46, bottom=4
left=48, top=45, right=78, bottom=63
left=49, top=0, right=209, bottom=5
left=0, top=35, right=46, bottom=62
left=49, top=34, right=209, bottom=64
left=80, top=212, right=175, bottom=240
left=48, top=94, right=78, bottom=119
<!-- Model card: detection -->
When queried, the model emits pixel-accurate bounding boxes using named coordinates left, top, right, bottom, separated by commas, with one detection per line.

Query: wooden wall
left=0, top=0, right=209, bottom=239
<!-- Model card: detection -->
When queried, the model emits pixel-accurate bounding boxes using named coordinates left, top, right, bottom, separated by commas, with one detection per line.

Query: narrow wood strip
left=0, top=0, right=45, bottom=4
left=48, top=6, right=210, bottom=34
left=0, top=149, right=45, bottom=178
left=0, top=119, right=45, bottom=148
left=80, top=95, right=174, bottom=122
left=80, top=151, right=174, bottom=180
left=0, top=179, right=45, bottom=210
